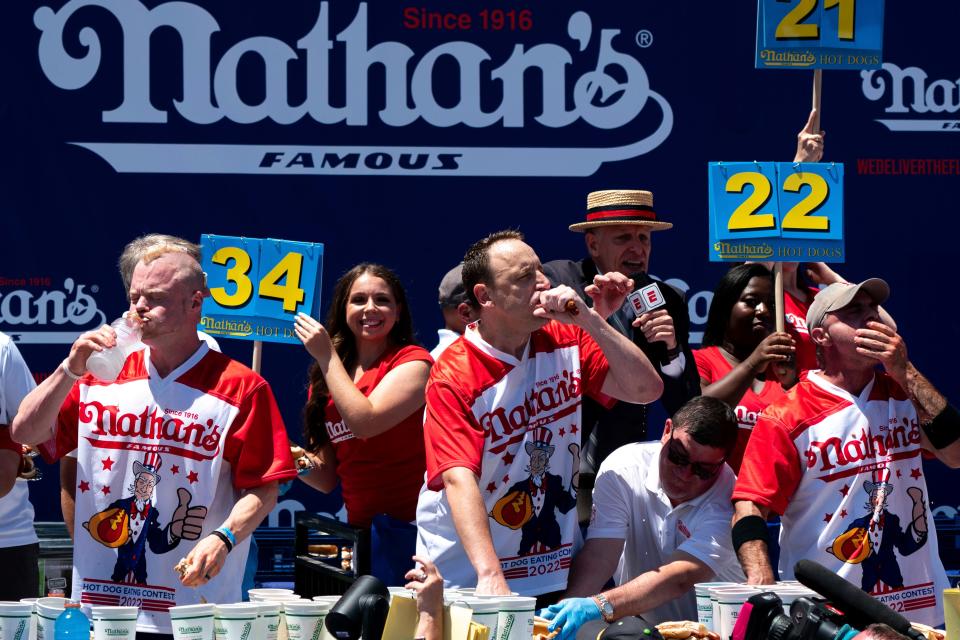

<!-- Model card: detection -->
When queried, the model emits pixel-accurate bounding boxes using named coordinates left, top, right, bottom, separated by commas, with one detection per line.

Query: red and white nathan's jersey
left=734, top=371, right=949, bottom=627
left=417, top=321, right=611, bottom=596
left=50, top=344, right=295, bottom=634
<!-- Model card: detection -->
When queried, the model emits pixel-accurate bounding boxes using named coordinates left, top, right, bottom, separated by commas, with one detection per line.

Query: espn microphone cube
left=626, top=282, right=667, bottom=318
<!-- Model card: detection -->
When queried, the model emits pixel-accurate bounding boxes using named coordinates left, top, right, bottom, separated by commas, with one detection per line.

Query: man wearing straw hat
left=544, top=190, right=700, bottom=514
left=731, top=278, right=960, bottom=627
left=417, top=230, right=663, bottom=602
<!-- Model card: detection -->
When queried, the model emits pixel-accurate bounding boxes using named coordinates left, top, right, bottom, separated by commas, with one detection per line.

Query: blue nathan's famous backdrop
left=1, top=1, right=958, bottom=525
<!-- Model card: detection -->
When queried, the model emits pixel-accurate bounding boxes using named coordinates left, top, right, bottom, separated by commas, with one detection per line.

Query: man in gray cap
left=730, top=279, right=960, bottom=627
left=430, top=263, right=478, bottom=361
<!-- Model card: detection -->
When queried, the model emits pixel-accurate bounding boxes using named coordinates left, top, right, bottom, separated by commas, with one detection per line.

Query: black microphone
left=794, top=560, right=926, bottom=640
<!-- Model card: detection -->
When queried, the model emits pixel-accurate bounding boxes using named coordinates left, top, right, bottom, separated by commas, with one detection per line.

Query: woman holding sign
left=294, top=263, right=431, bottom=532
left=694, top=264, right=796, bottom=472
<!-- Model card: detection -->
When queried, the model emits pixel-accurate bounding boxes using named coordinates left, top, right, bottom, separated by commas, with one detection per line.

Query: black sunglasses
left=666, top=431, right=725, bottom=480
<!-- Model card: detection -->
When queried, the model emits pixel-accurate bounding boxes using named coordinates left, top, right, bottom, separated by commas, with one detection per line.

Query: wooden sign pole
left=252, top=340, right=263, bottom=374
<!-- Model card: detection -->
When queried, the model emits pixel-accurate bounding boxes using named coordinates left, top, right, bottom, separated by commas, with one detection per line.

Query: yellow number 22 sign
left=707, top=162, right=844, bottom=263
left=200, top=235, right=324, bottom=344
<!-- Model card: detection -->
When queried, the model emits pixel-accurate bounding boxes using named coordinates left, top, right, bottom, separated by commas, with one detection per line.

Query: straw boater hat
left=569, top=189, right=673, bottom=232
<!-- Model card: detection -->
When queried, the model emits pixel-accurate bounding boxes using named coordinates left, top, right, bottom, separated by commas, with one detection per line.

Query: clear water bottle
left=85, top=315, right=143, bottom=381
left=54, top=601, right=89, bottom=640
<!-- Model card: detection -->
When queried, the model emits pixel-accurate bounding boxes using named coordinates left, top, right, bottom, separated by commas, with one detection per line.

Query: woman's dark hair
left=303, top=263, right=416, bottom=451
left=701, top=263, right=773, bottom=347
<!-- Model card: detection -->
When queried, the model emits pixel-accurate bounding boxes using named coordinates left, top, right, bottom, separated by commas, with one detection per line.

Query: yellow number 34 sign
left=707, top=162, right=844, bottom=263
left=200, top=235, right=324, bottom=344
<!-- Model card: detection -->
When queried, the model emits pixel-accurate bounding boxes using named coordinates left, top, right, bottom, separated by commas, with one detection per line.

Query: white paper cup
left=169, top=603, right=216, bottom=640
left=215, top=605, right=259, bottom=640
left=451, top=597, right=500, bottom=639
left=18, top=599, right=38, bottom=640
left=694, top=583, right=736, bottom=632
left=90, top=606, right=138, bottom=640
left=494, top=597, right=535, bottom=640
left=249, top=589, right=294, bottom=600
left=0, top=602, right=34, bottom=640
left=34, top=598, right=66, bottom=640
left=773, top=588, right=816, bottom=615
left=254, top=602, right=282, bottom=640
left=715, top=588, right=757, bottom=640
left=283, top=601, right=333, bottom=640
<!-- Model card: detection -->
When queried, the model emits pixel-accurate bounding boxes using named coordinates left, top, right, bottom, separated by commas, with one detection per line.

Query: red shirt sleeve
left=390, top=345, right=434, bottom=368
left=423, top=381, right=485, bottom=491
left=224, top=381, right=297, bottom=489
left=731, top=412, right=803, bottom=515
left=36, top=382, right=82, bottom=463
left=577, top=327, right=614, bottom=409
left=693, top=348, right=716, bottom=383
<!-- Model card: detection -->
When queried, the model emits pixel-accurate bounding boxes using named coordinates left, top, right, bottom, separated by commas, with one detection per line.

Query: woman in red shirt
left=293, top=263, right=432, bottom=528
left=693, top=264, right=796, bottom=472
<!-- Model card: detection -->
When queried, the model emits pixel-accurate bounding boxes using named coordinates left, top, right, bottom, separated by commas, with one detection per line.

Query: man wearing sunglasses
left=541, top=397, right=745, bottom=638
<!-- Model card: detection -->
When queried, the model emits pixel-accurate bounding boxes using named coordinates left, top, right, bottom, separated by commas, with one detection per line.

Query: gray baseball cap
left=805, top=278, right=890, bottom=331
left=438, top=264, right=466, bottom=307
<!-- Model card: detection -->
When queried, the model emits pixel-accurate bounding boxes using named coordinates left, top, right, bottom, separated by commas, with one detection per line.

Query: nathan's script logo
left=0, top=278, right=107, bottom=344
left=862, top=62, right=960, bottom=132
left=34, top=1, right=673, bottom=176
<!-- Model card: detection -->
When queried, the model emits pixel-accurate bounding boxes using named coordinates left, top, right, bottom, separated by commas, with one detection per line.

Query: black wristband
left=211, top=529, right=233, bottom=553
left=922, top=404, right=960, bottom=450
left=660, top=345, right=682, bottom=365
left=732, top=515, right=769, bottom=552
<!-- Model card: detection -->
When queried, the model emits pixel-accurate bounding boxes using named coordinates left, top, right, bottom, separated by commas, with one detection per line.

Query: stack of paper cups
left=249, top=589, right=295, bottom=602
left=943, top=588, right=959, bottom=640
left=169, top=603, right=216, bottom=640
left=0, top=601, right=34, bottom=640
left=34, top=598, right=66, bottom=640
left=90, top=606, right=138, bottom=640
left=283, top=600, right=334, bottom=640
left=254, top=602, right=282, bottom=640
left=494, top=597, right=535, bottom=640
left=450, top=597, right=501, bottom=640
left=214, top=604, right=259, bottom=640
left=18, top=599, right=39, bottom=640
left=694, top=583, right=736, bottom=632
left=710, top=587, right=758, bottom=640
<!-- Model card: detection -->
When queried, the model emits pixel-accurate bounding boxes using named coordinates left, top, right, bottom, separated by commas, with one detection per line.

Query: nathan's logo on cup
left=177, top=626, right=203, bottom=634
left=11, top=620, right=26, bottom=640
left=0, top=278, right=107, bottom=344
left=862, top=62, right=960, bottom=132
left=33, top=2, right=673, bottom=177
left=239, top=623, right=252, bottom=640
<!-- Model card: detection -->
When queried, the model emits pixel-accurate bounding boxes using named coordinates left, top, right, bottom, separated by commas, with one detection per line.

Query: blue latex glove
left=539, top=597, right=601, bottom=640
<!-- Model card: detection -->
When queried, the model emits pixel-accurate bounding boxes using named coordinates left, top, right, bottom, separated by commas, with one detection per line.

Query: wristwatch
left=592, top=593, right=615, bottom=623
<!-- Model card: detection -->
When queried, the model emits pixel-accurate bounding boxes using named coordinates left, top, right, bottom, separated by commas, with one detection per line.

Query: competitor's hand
left=632, top=309, right=677, bottom=350
left=855, top=321, right=908, bottom=384
left=65, top=325, right=118, bottom=376
left=294, top=312, right=334, bottom=365
left=794, top=109, right=825, bottom=163
left=405, top=556, right=444, bottom=619
left=170, top=487, right=207, bottom=541
left=534, top=286, right=584, bottom=323
left=179, top=533, right=228, bottom=587
left=540, top=598, right=602, bottom=640
left=584, top=273, right=634, bottom=319
left=475, top=572, right=511, bottom=596
left=745, top=332, right=795, bottom=374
